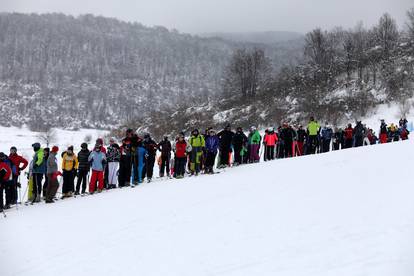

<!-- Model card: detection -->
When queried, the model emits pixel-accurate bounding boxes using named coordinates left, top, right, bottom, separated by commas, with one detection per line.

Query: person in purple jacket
left=204, top=129, right=220, bottom=174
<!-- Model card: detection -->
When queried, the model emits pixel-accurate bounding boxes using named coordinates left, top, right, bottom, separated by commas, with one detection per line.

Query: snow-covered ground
left=1, top=136, right=413, bottom=275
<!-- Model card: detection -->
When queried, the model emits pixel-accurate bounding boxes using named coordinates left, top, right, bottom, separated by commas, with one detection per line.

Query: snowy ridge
left=1, top=139, right=414, bottom=276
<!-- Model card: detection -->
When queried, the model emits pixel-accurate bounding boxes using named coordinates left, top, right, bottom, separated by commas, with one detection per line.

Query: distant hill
left=200, top=31, right=304, bottom=44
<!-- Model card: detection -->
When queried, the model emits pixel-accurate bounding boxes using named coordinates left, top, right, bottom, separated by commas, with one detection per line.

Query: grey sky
left=1, top=0, right=412, bottom=34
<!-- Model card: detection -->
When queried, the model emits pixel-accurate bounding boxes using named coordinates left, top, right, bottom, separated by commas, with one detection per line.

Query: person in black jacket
left=158, top=136, right=172, bottom=177
left=296, top=125, right=307, bottom=156
left=232, top=127, right=247, bottom=165
left=353, top=121, right=365, bottom=147
left=142, top=133, right=158, bottom=182
left=279, top=123, right=295, bottom=158
left=332, top=128, right=344, bottom=151
left=75, top=143, right=90, bottom=195
left=217, top=124, right=234, bottom=168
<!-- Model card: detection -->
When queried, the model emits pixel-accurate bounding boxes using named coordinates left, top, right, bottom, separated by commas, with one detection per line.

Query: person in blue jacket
left=131, top=142, right=147, bottom=186
left=320, top=123, right=333, bottom=153
left=204, top=129, right=220, bottom=174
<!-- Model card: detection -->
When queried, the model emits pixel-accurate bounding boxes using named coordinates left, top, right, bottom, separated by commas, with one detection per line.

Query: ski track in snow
left=0, top=134, right=413, bottom=275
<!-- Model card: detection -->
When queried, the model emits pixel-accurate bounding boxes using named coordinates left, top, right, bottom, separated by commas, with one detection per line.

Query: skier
left=320, top=123, right=333, bottom=153
left=45, top=146, right=61, bottom=203
left=61, top=146, right=78, bottom=198
left=217, top=124, right=234, bottom=168
left=0, top=153, right=12, bottom=212
left=132, top=141, right=146, bottom=186
left=344, top=124, right=354, bottom=149
left=42, top=147, right=50, bottom=198
left=75, top=143, right=90, bottom=195
left=263, top=127, right=278, bottom=160
left=248, top=126, right=261, bottom=163
left=31, top=143, right=45, bottom=203
left=0, top=153, right=16, bottom=209
left=306, top=117, right=320, bottom=154
left=379, top=120, right=388, bottom=144
left=142, top=133, right=157, bottom=182
left=88, top=144, right=106, bottom=194
left=280, top=123, right=295, bottom=158
left=158, top=136, right=172, bottom=177
left=332, top=128, right=344, bottom=151
left=296, top=125, right=307, bottom=156
left=173, top=134, right=191, bottom=179
left=400, top=126, right=410, bottom=140
left=119, top=135, right=133, bottom=187
left=205, top=129, right=220, bottom=174
left=262, top=129, right=269, bottom=161
left=8, top=146, right=28, bottom=205
left=106, top=138, right=120, bottom=189
left=353, top=121, right=365, bottom=147
left=232, top=127, right=248, bottom=165
left=188, top=129, right=205, bottom=175
left=399, top=118, right=408, bottom=129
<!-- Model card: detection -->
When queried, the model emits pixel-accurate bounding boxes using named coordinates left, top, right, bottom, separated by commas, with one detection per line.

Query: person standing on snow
left=173, top=134, right=191, bottom=179
left=0, top=153, right=16, bottom=209
left=142, top=133, right=157, bottom=183
left=248, top=126, right=261, bottom=163
left=296, top=125, right=307, bottom=156
left=332, top=128, right=344, bottom=151
left=75, top=143, right=90, bottom=195
left=306, top=117, right=320, bottom=154
left=45, top=146, right=61, bottom=203
left=217, top=124, right=234, bottom=168
left=353, top=121, right=365, bottom=147
left=158, top=136, right=172, bottom=178
left=263, top=127, right=278, bottom=160
left=106, top=138, right=121, bottom=189
left=188, top=129, right=205, bottom=175
left=8, top=146, right=28, bottom=205
left=320, top=123, right=333, bottom=153
left=343, top=124, right=354, bottom=149
left=132, top=141, right=146, bottom=186
left=232, top=127, right=248, bottom=165
left=61, top=146, right=78, bottom=198
left=280, top=123, right=295, bottom=158
left=31, top=142, right=45, bottom=203
left=0, top=154, right=12, bottom=212
left=205, top=129, right=220, bottom=174
left=88, top=144, right=106, bottom=194
left=379, top=120, right=388, bottom=144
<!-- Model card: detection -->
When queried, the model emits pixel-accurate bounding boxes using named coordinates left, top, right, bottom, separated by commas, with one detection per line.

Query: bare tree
left=37, top=126, right=57, bottom=148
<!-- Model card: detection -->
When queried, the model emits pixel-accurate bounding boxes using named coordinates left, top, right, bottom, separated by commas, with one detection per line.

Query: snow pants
left=62, top=170, right=75, bottom=194
left=265, top=145, right=275, bottom=160
left=76, top=169, right=89, bottom=194
left=159, top=154, right=170, bottom=177
left=380, top=133, right=388, bottom=144
left=107, top=162, right=119, bottom=186
left=32, top=173, right=43, bottom=202
left=175, top=157, right=187, bottom=177
left=45, top=174, right=59, bottom=201
left=119, top=155, right=132, bottom=187
left=89, top=170, right=104, bottom=193
left=190, top=147, right=203, bottom=173
left=296, top=141, right=304, bottom=156
left=249, top=144, right=260, bottom=162
left=219, top=147, right=231, bottom=166
left=322, top=139, right=331, bottom=153
left=205, top=151, right=217, bottom=173
left=143, top=155, right=155, bottom=180
left=233, top=146, right=243, bottom=164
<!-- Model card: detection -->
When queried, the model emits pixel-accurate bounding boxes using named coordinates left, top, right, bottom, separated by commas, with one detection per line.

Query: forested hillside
left=0, top=13, right=302, bottom=130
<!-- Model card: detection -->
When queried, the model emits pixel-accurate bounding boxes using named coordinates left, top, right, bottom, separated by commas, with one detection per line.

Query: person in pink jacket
left=263, top=127, right=278, bottom=161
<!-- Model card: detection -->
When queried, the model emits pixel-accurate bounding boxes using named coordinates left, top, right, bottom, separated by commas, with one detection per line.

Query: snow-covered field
left=1, top=134, right=413, bottom=275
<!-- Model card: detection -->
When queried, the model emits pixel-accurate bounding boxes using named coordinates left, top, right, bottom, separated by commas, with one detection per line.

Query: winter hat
left=68, top=145, right=74, bottom=152
left=32, top=143, right=41, bottom=151
left=96, top=138, right=103, bottom=146
left=0, top=152, right=6, bottom=160
left=10, top=146, right=17, bottom=152
left=267, top=127, right=273, bottom=132
left=51, top=146, right=59, bottom=153
left=81, top=142, right=88, bottom=149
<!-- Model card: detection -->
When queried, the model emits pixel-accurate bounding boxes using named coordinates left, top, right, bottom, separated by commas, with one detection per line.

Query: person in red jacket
left=263, top=127, right=278, bottom=161
left=173, top=134, right=190, bottom=179
left=9, top=146, right=28, bottom=204
left=344, top=124, right=354, bottom=149
left=0, top=153, right=12, bottom=212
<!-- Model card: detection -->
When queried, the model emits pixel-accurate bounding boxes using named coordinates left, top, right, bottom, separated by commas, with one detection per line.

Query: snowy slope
left=1, top=139, right=414, bottom=276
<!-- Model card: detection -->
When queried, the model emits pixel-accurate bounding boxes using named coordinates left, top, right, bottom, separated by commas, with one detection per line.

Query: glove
left=73, top=169, right=77, bottom=177
left=16, top=182, right=21, bottom=188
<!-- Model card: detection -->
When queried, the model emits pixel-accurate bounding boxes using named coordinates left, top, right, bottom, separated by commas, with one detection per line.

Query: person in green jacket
left=188, top=129, right=205, bottom=175
left=31, top=142, right=45, bottom=203
left=306, top=117, right=320, bottom=154
left=248, top=126, right=261, bottom=162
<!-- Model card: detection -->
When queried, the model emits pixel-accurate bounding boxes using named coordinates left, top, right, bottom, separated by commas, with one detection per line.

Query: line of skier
left=0, top=117, right=410, bottom=210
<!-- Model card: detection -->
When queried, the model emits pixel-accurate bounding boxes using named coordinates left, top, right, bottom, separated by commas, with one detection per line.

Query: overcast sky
left=1, top=0, right=413, bottom=34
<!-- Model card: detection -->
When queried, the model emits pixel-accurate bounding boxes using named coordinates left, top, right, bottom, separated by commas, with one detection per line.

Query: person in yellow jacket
left=306, top=116, right=320, bottom=154
left=188, top=129, right=205, bottom=175
left=61, top=146, right=78, bottom=198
